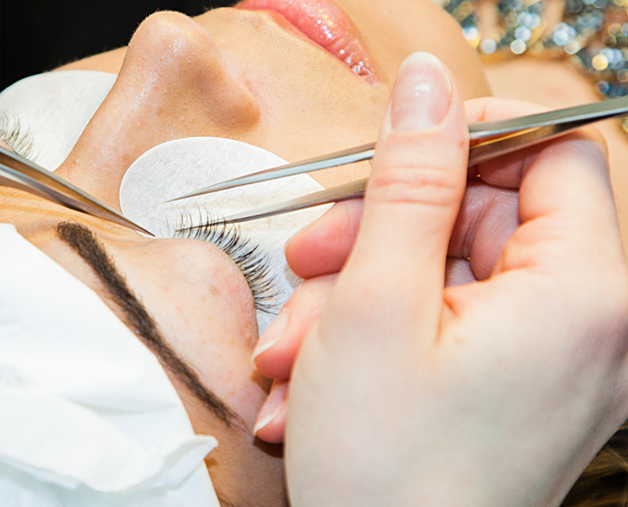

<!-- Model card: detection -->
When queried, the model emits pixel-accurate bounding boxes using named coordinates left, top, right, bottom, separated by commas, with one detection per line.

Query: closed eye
left=173, top=209, right=279, bottom=314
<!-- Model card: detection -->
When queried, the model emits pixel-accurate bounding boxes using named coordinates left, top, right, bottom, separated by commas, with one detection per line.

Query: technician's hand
left=253, top=182, right=519, bottom=443
left=253, top=109, right=523, bottom=443
left=261, top=51, right=628, bottom=507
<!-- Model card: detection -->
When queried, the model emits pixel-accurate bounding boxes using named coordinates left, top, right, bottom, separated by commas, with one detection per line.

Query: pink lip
left=236, top=0, right=375, bottom=82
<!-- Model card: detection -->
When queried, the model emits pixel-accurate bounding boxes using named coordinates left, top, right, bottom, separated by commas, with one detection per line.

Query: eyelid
left=171, top=209, right=279, bottom=314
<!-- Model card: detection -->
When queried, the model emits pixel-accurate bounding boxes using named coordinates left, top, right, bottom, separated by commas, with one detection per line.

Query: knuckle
left=368, top=165, right=463, bottom=207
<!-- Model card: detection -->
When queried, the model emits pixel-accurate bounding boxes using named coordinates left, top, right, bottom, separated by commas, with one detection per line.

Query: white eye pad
left=0, top=71, right=116, bottom=170
left=120, top=137, right=329, bottom=333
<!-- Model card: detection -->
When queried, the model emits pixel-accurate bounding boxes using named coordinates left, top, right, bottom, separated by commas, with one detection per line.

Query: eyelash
left=173, top=210, right=279, bottom=315
left=0, top=111, right=35, bottom=160
left=0, top=111, right=279, bottom=313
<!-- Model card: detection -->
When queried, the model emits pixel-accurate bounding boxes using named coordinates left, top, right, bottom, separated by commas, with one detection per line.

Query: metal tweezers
left=169, top=96, right=628, bottom=225
left=0, top=146, right=153, bottom=236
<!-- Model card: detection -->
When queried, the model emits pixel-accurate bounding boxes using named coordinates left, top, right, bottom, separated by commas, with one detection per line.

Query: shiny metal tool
left=0, top=146, right=153, bottom=236
left=170, top=96, right=628, bottom=224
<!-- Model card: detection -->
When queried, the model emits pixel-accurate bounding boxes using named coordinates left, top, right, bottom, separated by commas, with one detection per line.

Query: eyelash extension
left=173, top=210, right=279, bottom=315
left=0, top=110, right=35, bottom=160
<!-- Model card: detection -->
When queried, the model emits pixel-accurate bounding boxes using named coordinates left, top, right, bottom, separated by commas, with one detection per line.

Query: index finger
left=465, top=97, right=608, bottom=188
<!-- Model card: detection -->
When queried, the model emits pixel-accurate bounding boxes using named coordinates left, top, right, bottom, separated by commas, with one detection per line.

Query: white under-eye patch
left=0, top=71, right=116, bottom=170
left=120, top=137, right=329, bottom=333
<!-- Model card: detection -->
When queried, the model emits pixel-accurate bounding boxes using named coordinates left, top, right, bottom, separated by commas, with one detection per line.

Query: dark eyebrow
left=56, top=221, right=242, bottom=428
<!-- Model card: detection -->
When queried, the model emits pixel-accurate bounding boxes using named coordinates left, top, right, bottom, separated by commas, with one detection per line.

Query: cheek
left=197, top=9, right=388, bottom=160
left=246, top=51, right=387, bottom=167
left=339, top=0, right=491, bottom=100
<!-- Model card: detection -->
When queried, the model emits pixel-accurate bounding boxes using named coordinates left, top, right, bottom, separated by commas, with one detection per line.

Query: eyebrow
left=56, top=221, right=241, bottom=428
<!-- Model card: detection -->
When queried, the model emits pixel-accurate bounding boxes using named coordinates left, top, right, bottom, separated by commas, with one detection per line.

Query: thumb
left=340, top=52, right=468, bottom=329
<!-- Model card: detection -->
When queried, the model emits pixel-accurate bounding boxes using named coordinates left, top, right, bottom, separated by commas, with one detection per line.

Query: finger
left=254, top=274, right=337, bottom=379
left=465, top=96, right=548, bottom=124
left=445, top=257, right=475, bottom=286
left=449, top=181, right=519, bottom=280
left=288, top=182, right=518, bottom=283
left=253, top=379, right=288, bottom=444
left=465, top=97, right=607, bottom=189
left=513, top=134, right=616, bottom=267
left=286, top=199, right=363, bottom=279
left=466, top=98, right=547, bottom=187
left=285, top=97, right=547, bottom=280
left=337, top=52, right=468, bottom=329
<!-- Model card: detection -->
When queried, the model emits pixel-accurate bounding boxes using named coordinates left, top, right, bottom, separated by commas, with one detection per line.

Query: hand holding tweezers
left=169, top=96, right=628, bottom=225
left=0, top=146, right=153, bottom=236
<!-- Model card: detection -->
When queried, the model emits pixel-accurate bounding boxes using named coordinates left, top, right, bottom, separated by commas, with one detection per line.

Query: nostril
left=127, top=11, right=211, bottom=67
left=54, top=10, right=261, bottom=208
left=124, top=10, right=261, bottom=129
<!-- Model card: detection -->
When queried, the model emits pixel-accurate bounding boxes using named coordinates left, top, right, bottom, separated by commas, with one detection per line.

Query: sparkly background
left=437, top=0, right=628, bottom=130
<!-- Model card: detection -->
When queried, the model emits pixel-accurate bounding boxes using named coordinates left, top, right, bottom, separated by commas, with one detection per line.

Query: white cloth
left=0, top=224, right=220, bottom=507
left=0, top=70, right=330, bottom=504
left=0, top=72, right=221, bottom=505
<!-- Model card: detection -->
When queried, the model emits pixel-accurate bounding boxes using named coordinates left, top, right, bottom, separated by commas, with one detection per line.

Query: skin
left=0, top=1, right=490, bottom=505
left=472, top=0, right=628, bottom=248
left=252, top=3, right=628, bottom=443
left=55, top=2, right=490, bottom=203
left=484, top=59, right=628, bottom=250
left=282, top=61, right=628, bottom=507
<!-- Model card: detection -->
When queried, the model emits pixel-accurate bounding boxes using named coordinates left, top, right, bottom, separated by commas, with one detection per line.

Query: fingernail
left=253, top=311, right=289, bottom=359
left=391, top=52, right=452, bottom=132
left=253, top=381, right=288, bottom=435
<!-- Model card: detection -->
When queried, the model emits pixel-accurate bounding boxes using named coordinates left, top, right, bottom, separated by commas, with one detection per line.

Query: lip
left=236, top=0, right=375, bottom=82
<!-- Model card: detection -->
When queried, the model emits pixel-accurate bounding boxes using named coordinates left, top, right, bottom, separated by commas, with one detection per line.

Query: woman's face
left=2, top=1, right=489, bottom=505
left=56, top=0, right=489, bottom=205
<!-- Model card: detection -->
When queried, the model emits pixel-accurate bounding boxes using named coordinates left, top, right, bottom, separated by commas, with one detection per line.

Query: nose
left=57, top=11, right=260, bottom=209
